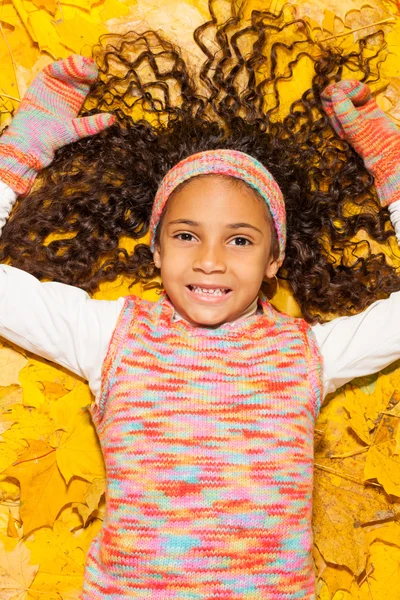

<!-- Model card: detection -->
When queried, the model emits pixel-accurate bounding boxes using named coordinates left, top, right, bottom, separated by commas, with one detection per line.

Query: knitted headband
left=149, top=149, right=286, bottom=260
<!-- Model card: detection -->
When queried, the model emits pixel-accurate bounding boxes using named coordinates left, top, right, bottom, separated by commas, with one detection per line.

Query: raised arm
left=0, top=56, right=121, bottom=401
left=321, top=79, right=400, bottom=210
left=316, top=81, right=400, bottom=398
left=0, top=54, right=114, bottom=195
left=312, top=291, right=400, bottom=398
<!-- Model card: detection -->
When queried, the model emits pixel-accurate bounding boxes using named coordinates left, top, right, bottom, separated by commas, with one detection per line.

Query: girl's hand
left=0, top=54, right=115, bottom=196
left=321, top=80, right=400, bottom=207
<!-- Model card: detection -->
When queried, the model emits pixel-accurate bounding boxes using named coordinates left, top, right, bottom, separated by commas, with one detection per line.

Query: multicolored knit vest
left=85, top=293, right=323, bottom=599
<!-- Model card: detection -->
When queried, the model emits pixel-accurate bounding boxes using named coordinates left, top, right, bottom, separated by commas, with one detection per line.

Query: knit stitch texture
left=0, top=55, right=114, bottom=196
left=85, top=293, right=323, bottom=599
left=321, top=79, right=400, bottom=207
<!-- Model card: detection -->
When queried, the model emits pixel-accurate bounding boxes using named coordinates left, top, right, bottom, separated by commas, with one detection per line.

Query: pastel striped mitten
left=0, top=54, right=115, bottom=196
left=321, top=80, right=400, bottom=207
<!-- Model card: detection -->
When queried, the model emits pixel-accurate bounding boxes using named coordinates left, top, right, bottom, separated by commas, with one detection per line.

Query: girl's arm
left=321, top=80, right=400, bottom=268
left=0, top=55, right=114, bottom=195
left=388, top=201, right=400, bottom=244
left=321, top=80, right=400, bottom=209
left=317, top=82, right=400, bottom=397
left=312, top=294, right=400, bottom=397
left=0, top=56, right=120, bottom=402
left=0, top=259, right=123, bottom=401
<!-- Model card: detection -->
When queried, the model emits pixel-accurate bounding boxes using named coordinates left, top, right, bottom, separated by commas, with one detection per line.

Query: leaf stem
left=319, top=18, right=396, bottom=43
left=329, top=447, right=369, bottom=459
left=315, top=462, right=383, bottom=487
left=0, top=91, right=20, bottom=103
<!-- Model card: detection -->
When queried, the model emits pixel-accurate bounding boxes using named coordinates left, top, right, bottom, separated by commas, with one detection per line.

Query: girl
left=1, top=7, right=400, bottom=599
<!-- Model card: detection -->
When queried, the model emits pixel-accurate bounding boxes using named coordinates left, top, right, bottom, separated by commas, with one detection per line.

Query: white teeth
left=191, top=286, right=227, bottom=296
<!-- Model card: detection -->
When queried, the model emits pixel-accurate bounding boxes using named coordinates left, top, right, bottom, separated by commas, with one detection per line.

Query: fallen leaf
left=55, top=13, right=107, bottom=54
left=0, top=343, right=27, bottom=387
left=26, top=520, right=87, bottom=598
left=359, top=540, right=400, bottom=599
left=313, top=468, right=396, bottom=574
left=5, top=440, right=89, bottom=534
left=52, top=407, right=105, bottom=485
left=0, top=538, right=39, bottom=600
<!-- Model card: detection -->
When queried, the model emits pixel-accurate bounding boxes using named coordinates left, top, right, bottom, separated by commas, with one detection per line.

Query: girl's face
left=153, top=175, right=282, bottom=327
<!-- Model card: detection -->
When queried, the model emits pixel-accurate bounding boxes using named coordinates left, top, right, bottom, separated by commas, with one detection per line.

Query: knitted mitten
left=0, top=54, right=115, bottom=195
left=321, top=79, right=400, bottom=207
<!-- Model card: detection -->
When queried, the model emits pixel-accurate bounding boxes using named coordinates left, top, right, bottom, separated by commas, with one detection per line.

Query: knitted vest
left=84, top=293, right=323, bottom=600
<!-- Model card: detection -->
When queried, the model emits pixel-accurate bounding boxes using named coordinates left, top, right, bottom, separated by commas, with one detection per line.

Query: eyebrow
left=167, top=219, right=263, bottom=234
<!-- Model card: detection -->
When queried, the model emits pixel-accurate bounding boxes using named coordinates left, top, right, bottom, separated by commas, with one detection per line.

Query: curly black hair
left=0, top=0, right=399, bottom=322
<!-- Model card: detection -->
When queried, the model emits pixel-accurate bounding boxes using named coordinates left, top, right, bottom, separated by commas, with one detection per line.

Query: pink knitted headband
left=149, top=149, right=286, bottom=260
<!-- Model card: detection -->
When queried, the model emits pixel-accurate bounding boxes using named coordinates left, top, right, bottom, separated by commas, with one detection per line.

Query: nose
left=192, top=242, right=227, bottom=274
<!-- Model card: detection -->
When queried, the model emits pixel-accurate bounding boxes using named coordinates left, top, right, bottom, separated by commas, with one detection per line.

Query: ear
left=264, top=257, right=282, bottom=280
left=153, top=243, right=162, bottom=269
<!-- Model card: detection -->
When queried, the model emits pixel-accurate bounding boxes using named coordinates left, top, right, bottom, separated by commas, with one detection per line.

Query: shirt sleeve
left=388, top=200, right=400, bottom=244
left=312, top=290, right=400, bottom=398
left=0, top=179, right=17, bottom=230
left=0, top=263, right=124, bottom=400
left=0, top=179, right=124, bottom=401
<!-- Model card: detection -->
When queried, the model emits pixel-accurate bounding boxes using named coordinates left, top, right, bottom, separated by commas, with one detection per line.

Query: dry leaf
left=0, top=538, right=39, bottom=600
left=313, top=468, right=396, bottom=574
left=52, top=408, right=105, bottom=485
left=359, top=541, right=400, bottom=599
left=0, top=343, right=27, bottom=387
left=5, top=440, right=89, bottom=534
left=25, top=520, right=88, bottom=598
left=55, top=14, right=107, bottom=54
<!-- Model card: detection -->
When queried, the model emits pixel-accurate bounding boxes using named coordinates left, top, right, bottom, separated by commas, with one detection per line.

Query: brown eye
left=230, top=237, right=252, bottom=246
left=175, top=233, right=195, bottom=241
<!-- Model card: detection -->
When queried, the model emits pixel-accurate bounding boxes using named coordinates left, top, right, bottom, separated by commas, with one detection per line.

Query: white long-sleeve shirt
left=1, top=179, right=400, bottom=402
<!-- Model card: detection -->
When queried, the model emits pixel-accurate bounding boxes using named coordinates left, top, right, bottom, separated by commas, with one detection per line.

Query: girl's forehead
left=168, top=175, right=265, bottom=208
left=165, top=175, right=272, bottom=223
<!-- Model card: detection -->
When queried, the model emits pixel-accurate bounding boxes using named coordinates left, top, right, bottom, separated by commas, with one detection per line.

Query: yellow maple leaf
left=0, top=342, right=27, bottom=387
left=380, top=22, right=400, bottom=80
left=18, top=356, right=77, bottom=407
left=319, top=564, right=355, bottom=598
left=45, top=382, right=105, bottom=484
left=55, top=13, right=107, bottom=54
left=292, top=0, right=390, bottom=27
left=72, top=477, right=106, bottom=524
left=363, top=399, right=400, bottom=495
left=364, top=442, right=400, bottom=495
left=5, top=440, right=89, bottom=534
left=26, top=519, right=86, bottom=598
left=359, top=541, right=400, bottom=599
left=0, top=385, right=23, bottom=411
left=51, top=408, right=105, bottom=484
left=0, top=478, right=20, bottom=503
left=0, top=538, right=39, bottom=600
left=0, top=2, right=20, bottom=28
left=100, top=0, right=130, bottom=22
left=0, top=503, right=20, bottom=537
left=1, top=404, right=54, bottom=448
left=27, top=7, right=69, bottom=58
left=30, top=0, right=57, bottom=15
left=343, top=390, right=371, bottom=445
left=0, top=443, right=18, bottom=473
left=313, top=469, right=396, bottom=574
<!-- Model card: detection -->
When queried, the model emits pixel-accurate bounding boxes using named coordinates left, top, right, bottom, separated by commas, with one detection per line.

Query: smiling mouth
left=187, top=285, right=231, bottom=296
